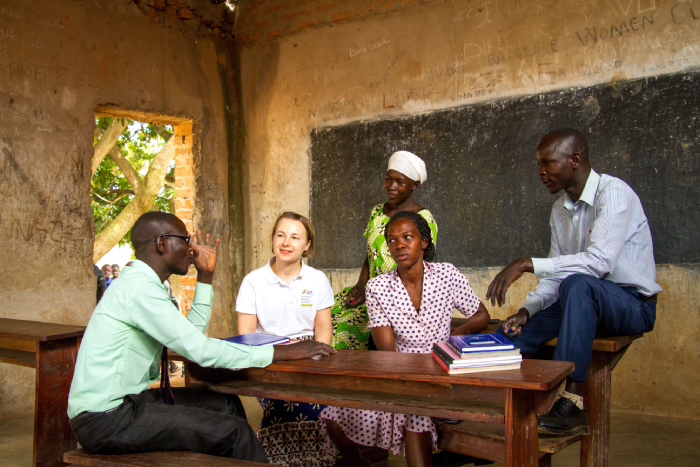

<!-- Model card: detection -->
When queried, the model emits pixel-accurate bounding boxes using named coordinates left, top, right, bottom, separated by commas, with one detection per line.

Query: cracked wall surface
left=0, top=0, right=242, bottom=417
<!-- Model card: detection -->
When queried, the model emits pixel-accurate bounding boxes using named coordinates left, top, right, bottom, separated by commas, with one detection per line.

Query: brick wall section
left=173, top=122, right=196, bottom=316
left=134, top=0, right=237, bottom=41
left=235, top=0, right=438, bottom=44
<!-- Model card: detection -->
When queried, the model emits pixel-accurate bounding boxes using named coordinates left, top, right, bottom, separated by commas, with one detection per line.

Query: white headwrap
left=387, top=151, right=427, bottom=184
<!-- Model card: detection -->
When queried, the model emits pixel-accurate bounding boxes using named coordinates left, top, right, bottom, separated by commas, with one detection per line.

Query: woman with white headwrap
left=331, top=151, right=438, bottom=350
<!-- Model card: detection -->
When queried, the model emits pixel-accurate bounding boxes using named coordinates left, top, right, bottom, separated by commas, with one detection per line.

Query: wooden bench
left=0, top=318, right=86, bottom=467
left=443, top=319, right=643, bottom=467
left=437, top=419, right=582, bottom=466
left=63, top=448, right=282, bottom=466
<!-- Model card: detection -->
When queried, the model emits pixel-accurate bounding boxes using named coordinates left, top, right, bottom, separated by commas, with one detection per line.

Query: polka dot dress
left=320, top=262, right=481, bottom=456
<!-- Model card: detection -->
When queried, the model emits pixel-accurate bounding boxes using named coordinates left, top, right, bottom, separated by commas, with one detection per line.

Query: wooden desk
left=448, top=319, right=642, bottom=466
left=0, top=318, right=86, bottom=467
left=185, top=350, right=572, bottom=467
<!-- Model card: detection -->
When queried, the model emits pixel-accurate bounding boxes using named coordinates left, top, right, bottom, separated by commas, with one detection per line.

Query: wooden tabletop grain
left=0, top=318, right=86, bottom=341
left=242, top=349, right=572, bottom=391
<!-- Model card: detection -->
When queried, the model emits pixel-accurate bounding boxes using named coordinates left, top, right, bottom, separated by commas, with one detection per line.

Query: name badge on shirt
left=300, top=289, right=313, bottom=307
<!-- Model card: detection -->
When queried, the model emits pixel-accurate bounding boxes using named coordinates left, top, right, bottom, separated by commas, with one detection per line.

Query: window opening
left=91, top=115, right=195, bottom=315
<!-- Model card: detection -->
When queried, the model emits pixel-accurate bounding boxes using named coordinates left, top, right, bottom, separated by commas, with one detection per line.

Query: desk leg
left=581, top=351, right=611, bottom=467
left=34, top=338, right=78, bottom=467
left=505, top=388, right=538, bottom=467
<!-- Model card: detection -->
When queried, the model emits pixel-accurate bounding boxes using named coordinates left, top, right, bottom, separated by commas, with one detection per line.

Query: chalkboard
left=310, top=70, right=700, bottom=269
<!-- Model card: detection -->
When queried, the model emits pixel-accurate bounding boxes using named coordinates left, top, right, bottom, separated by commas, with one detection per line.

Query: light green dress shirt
left=68, top=260, right=273, bottom=418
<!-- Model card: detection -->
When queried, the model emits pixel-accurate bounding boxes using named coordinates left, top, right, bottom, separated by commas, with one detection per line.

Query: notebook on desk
left=223, top=332, right=290, bottom=346
left=448, top=333, right=515, bottom=353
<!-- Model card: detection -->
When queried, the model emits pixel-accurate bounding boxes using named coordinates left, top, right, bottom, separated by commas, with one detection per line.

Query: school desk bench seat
left=63, top=449, right=282, bottom=467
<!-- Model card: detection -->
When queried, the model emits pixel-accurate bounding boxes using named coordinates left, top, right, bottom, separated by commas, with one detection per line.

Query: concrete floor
left=2, top=393, right=698, bottom=466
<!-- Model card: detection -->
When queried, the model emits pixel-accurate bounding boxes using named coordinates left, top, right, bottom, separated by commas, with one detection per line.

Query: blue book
left=448, top=333, right=515, bottom=353
left=223, top=332, right=290, bottom=346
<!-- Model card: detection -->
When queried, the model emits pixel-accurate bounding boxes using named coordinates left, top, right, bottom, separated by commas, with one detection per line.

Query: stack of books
left=432, top=333, right=522, bottom=374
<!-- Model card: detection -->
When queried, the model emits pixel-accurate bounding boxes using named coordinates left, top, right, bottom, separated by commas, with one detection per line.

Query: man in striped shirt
left=486, top=128, right=660, bottom=436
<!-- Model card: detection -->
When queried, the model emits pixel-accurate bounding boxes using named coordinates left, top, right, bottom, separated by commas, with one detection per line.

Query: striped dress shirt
left=523, top=170, right=662, bottom=316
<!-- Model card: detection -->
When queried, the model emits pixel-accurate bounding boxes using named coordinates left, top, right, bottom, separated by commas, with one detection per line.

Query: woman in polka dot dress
left=320, top=211, right=491, bottom=466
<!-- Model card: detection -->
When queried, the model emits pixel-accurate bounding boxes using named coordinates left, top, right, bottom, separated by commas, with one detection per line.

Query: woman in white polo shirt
left=236, top=211, right=335, bottom=467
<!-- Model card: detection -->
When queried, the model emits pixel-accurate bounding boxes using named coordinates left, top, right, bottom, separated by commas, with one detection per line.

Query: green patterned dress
left=331, top=204, right=438, bottom=349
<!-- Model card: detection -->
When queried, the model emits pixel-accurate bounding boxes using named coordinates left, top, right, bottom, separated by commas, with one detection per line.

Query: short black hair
left=538, top=128, right=589, bottom=161
left=384, top=211, right=436, bottom=262
left=131, top=211, right=181, bottom=254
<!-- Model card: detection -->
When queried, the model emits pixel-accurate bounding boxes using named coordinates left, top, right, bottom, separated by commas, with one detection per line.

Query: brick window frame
left=171, top=122, right=196, bottom=316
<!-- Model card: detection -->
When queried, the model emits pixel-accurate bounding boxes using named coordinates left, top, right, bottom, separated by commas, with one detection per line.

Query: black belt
left=640, top=294, right=657, bottom=303
left=69, top=403, right=124, bottom=431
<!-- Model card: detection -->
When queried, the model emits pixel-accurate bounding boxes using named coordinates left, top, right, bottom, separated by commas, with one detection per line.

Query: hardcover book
left=433, top=342, right=521, bottom=365
left=432, top=352, right=521, bottom=375
left=448, top=333, right=515, bottom=353
left=223, top=332, right=290, bottom=346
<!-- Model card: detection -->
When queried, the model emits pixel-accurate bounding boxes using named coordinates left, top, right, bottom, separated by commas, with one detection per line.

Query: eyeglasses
left=152, top=234, right=191, bottom=245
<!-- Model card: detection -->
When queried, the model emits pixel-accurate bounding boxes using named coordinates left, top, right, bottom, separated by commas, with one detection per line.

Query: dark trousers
left=69, top=388, right=267, bottom=462
left=498, top=274, right=656, bottom=382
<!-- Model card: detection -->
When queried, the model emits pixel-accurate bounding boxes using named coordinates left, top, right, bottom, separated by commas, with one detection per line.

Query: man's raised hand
left=273, top=340, right=337, bottom=362
left=191, top=230, right=220, bottom=284
left=486, top=257, right=533, bottom=307
left=502, top=308, right=530, bottom=337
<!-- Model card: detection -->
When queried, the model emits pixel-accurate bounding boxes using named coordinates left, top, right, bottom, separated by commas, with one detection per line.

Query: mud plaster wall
left=0, top=0, right=242, bottom=418
left=237, top=0, right=700, bottom=419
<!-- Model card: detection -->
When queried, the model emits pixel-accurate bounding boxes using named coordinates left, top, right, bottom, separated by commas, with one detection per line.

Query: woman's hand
left=452, top=302, right=491, bottom=336
left=346, top=258, right=370, bottom=306
left=345, top=283, right=366, bottom=306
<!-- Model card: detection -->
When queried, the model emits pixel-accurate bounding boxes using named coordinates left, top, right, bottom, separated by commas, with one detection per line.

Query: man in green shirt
left=68, top=212, right=335, bottom=462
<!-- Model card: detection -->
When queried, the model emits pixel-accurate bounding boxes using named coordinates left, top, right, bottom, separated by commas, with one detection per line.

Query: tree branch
left=110, top=193, right=133, bottom=205
left=107, top=146, right=141, bottom=193
left=91, top=190, right=133, bottom=205
left=92, top=119, right=127, bottom=174
left=93, top=136, right=177, bottom=262
left=103, top=189, right=135, bottom=196
left=142, top=136, right=176, bottom=198
left=94, top=126, right=105, bottom=141
left=155, top=125, right=172, bottom=143
left=91, top=191, right=112, bottom=204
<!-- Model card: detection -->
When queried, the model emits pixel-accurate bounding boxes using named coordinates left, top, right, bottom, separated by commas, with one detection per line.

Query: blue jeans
left=498, top=274, right=656, bottom=382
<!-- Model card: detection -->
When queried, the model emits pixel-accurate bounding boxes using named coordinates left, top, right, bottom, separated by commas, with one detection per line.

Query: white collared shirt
left=524, top=170, right=662, bottom=316
left=235, top=259, right=335, bottom=338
